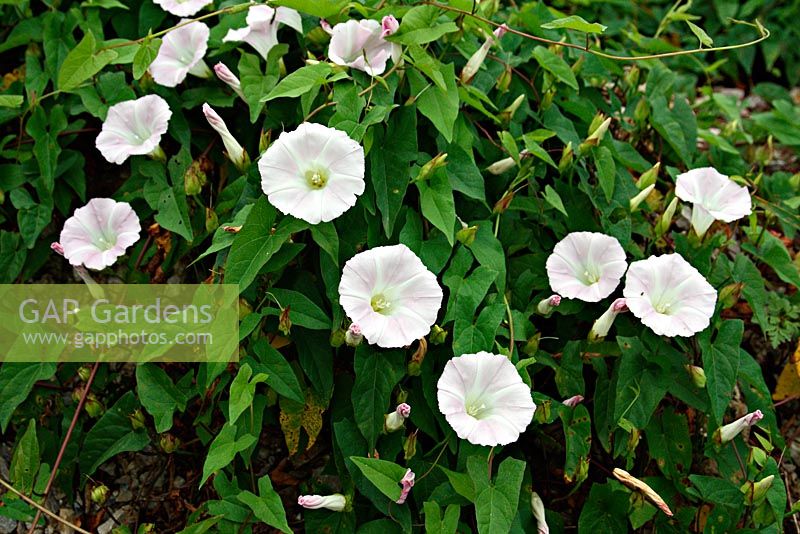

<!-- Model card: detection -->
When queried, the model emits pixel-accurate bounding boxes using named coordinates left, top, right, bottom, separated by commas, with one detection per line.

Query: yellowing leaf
left=772, top=340, right=800, bottom=401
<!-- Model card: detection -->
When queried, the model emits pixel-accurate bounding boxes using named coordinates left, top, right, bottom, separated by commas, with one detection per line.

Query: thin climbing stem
left=0, top=478, right=91, bottom=534
left=424, top=2, right=769, bottom=62
left=503, top=293, right=515, bottom=359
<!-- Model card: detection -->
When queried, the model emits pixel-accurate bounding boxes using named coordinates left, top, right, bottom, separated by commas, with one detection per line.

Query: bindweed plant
left=0, top=0, right=799, bottom=532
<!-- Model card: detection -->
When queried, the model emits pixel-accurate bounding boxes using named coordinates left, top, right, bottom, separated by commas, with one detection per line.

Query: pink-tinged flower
left=562, top=395, right=584, bottom=408
left=59, top=199, right=141, bottom=271
left=149, top=20, right=210, bottom=87
left=95, top=95, right=172, bottom=165
left=536, top=294, right=561, bottom=315
left=623, top=254, right=717, bottom=337
left=51, top=242, right=65, bottom=256
left=461, top=24, right=508, bottom=84
left=546, top=232, right=627, bottom=303
left=339, top=245, right=442, bottom=348
left=153, top=0, right=210, bottom=17
left=327, top=18, right=401, bottom=76
left=213, top=62, right=245, bottom=99
left=202, top=103, right=248, bottom=171
left=385, top=403, right=411, bottom=432
left=345, top=323, right=363, bottom=347
left=675, top=167, right=752, bottom=237
left=297, top=494, right=346, bottom=512
left=396, top=469, right=415, bottom=504
left=531, top=492, right=549, bottom=534
left=223, top=6, right=303, bottom=60
left=381, top=15, right=400, bottom=37
left=259, top=123, right=365, bottom=224
left=715, top=410, right=763, bottom=444
left=588, top=298, right=628, bottom=341
left=437, top=352, right=536, bottom=447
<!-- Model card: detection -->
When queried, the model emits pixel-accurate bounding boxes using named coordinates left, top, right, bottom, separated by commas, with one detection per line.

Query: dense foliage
left=1, top=0, right=799, bottom=532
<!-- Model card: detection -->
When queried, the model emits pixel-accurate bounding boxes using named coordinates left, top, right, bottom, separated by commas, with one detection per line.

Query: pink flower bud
left=715, top=410, right=764, bottom=444
left=385, top=403, right=411, bottom=432
left=320, top=19, right=333, bottom=35
left=213, top=62, right=245, bottom=99
left=396, top=469, right=415, bottom=504
left=396, top=403, right=411, bottom=418
left=345, top=323, right=363, bottom=347
left=297, top=494, right=346, bottom=511
left=381, top=15, right=400, bottom=37
left=562, top=395, right=584, bottom=408
left=493, top=23, right=509, bottom=40
left=51, top=242, right=65, bottom=256
left=537, top=294, right=562, bottom=315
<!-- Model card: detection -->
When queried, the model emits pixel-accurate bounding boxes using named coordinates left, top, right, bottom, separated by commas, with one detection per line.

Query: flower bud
left=381, top=15, right=400, bottom=37
left=487, top=156, right=516, bottom=175
left=523, top=332, right=541, bottom=356
left=655, top=196, right=678, bottom=237
left=714, top=410, right=763, bottom=444
left=456, top=225, right=478, bottom=246
left=416, top=153, right=447, bottom=181
left=562, top=395, right=584, bottom=408
left=77, top=365, right=92, bottom=382
left=624, top=65, right=640, bottom=91
left=51, top=242, right=65, bottom=256
left=718, top=282, right=744, bottom=309
left=637, top=162, right=660, bottom=190
left=558, top=142, right=573, bottom=175
left=259, top=129, right=272, bottom=154
left=613, top=468, right=673, bottom=516
left=306, top=26, right=331, bottom=46
left=531, top=492, right=549, bottom=534
left=278, top=306, right=292, bottom=336
left=536, top=294, right=561, bottom=315
left=202, top=103, right=249, bottom=172
left=298, top=494, right=347, bottom=511
left=385, top=403, right=411, bottom=432
left=741, top=475, right=774, bottom=506
left=496, top=65, right=512, bottom=92
left=90, top=484, right=110, bottom=505
left=184, top=160, right=206, bottom=196
left=138, top=525, right=155, bottom=534
left=460, top=25, right=508, bottom=84
left=129, top=409, right=146, bottom=430
left=630, top=184, right=655, bottom=212
left=589, top=298, right=628, bottom=342
left=345, top=323, right=363, bottom=347
left=429, top=325, right=448, bottom=345
left=330, top=328, right=346, bottom=348
left=634, top=98, right=649, bottom=124
left=85, top=393, right=104, bottom=418
left=500, top=94, right=525, bottom=123
left=213, top=62, right=245, bottom=100
left=685, top=365, right=707, bottom=388
left=404, top=430, right=418, bottom=460
left=205, top=207, right=219, bottom=233
left=159, top=433, right=181, bottom=453
left=493, top=191, right=514, bottom=213
left=396, top=469, right=415, bottom=504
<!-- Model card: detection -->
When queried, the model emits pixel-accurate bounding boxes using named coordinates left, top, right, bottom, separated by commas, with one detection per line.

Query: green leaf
left=686, top=21, right=714, bottom=47
left=391, top=6, right=459, bottom=45
left=0, top=363, right=56, bottom=432
left=136, top=364, right=188, bottom=433
left=58, top=31, right=118, bottom=91
left=423, top=502, right=460, bottom=534
left=595, top=146, right=616, bottom=202
left=228, top=364, right=268, bottom=424
left=132, top=37, right=161, bottom=79
left=645, top=407, right=692, bottom=481
left=543, top=185, right=568, bottom=216
left=417, top=172, right=456, bottom=246
left=80, top=392, right=150, bottom=475
left=240, top=47, right=285, bottom=123
left=155, top=182, right=194, bottom=242
left=541, top=15, right=607, bottom=34
left=351, top=345, right=405, bottom=450
left=309, top=222, right=339, bottom=265
left=237, top=475, right=292, bottom=534
left=408, top=63, right=459, bottom=142
left=225, top=198, right=307, bottom=291
left=522, top=134, right=557, bottom=168
left=578, top=482, right=629, bottom=531
left=0, top=95, right=23, bottom=108
left=446, top=145, right=486, bottom=201
left=175, top=517, right=223, bottom=534
left=532, top=47, right=579, bottom=90
left=252, top=338, right=305, bottom=404
left=614, top=337, right=670, bottom=428
left=263, top=63, right=332, bottom=101
left=200, top=423, right=257, bottom=486
left=10, top=419, right=39, bottom=494
left=650, top=95, right=692, bottom=164
left=467, top=456, right=525, bottom=534
left=700, top=320, right=743, bottom=425
left=372, top=106, right=417, bottom=236
left=270, top=0, right=346, bottom=18
left=560, top=404, right=591, bottom=485
left=350, top=457, right=408, bottom=501
left=267, top=288, right=331, bottom=330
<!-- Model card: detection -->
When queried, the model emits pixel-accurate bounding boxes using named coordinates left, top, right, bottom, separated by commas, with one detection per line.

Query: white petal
left=545, top=232, right=627, bottom=302
left=676, top=167, right=752, bottom=229
left=60, top=199, right=141, bottom=270
left=95, top=95, right=171, bottom=164
left=149, top=20, right=209, bottom=87
left=152, top=0, right=211, bottom=17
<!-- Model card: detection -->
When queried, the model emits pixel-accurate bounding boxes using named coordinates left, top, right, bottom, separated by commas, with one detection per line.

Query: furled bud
left=90, top=484, right=110, bottom=505
left=129, top=409, right=146, bottom=430
left=429, top=325, right=448, bottom=345
left=456, top=225, right=478, bottom=246
left=630, top=184, right=655, bottom=212
left=259, top=129, right=272, bottom=154
left=298, top=494, right=347, bottom=512
left=531, top=492, right=549, bottom=534
left=523, top=332, right=541, bottom=356
left=637, top=162, right=660, bottom=190
left=562, top=395, right=584, bottom=408
left=330, top=328, right=346, bottom=348
left=496, top=64, right=513, bottom=92
left=159, top=433, right=181, bottom=453
left=487, top=156, right=516, bottom=175
left=718, top=282, right=744, bottom=309
left=404, top=430, right=418, bottom=460
left=345, top=323, right=363, bottom=347
left=51, top=242, right=65, bottom=256
left=655, top=196, right=678, bottom=237
left=278, top=306, right=292, bottom=336
left=634, top=98, right=649, bottom=124
left=714, top=410, right=764, bottom=444
left=205, top=207, right=219, bottom=233
left=536, top=294, right=561, bottom=315
left=416, top=153, right=448, bottom=181
left=381, top=15, right=400, bottom=37
left=558, top=142, right=574, bottom=175
left=202, top=103, right=250, bottom=172
left=741, top=475, right=774, bottom=506
left=579, top=116, right=611, bottom=153
left=184, top=160, right=206, bottom=196
left=493, top=190, right=514, bottom=213
left=77, top=365, right=92, bottom=382
left=613, top=468, right=673, bottom=516
left=385, top=403, right=411, bottom=433
left=213, top=62, right=245, bottom=100
left=85, top=393, right=104, bottom=418
left=589, top=298, right=628, bottom=342
left=500, top=94, right=525, bottom=123
left=685, top=365, right=707, bottom=388
left=623, top=65, right=640, bottom=91
left=396, top=469, right=415, bottom=504
left=460, top=24, right=508, bottom=84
